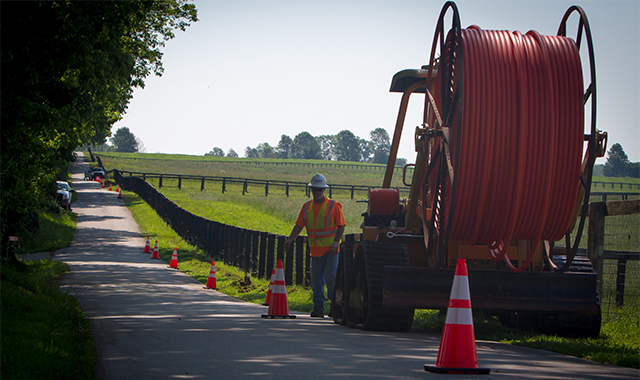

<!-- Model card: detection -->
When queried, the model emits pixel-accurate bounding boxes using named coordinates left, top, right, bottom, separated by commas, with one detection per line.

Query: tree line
left=206, top=128, right=408, bottom=166
left=87, top=126, right=147, bottom=153
left=601, top=143, right=639, bottom=178
left=1, top=1, right=198, bottom=261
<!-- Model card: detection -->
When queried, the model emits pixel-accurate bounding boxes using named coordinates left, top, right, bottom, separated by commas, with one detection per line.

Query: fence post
left=283, top=235, right=293, bottom=285
left=616, top=257, right=627, bottom=306
left=201, top=176, right=205, bottom=191
left=258, top=231, right=268, bottom=278
left=251, top=230, right=259, bottom=274
left=587, top=202, right=606, bottom=299
left=222, top=224, right=229, bottom=264
left=304, top=237, right=311, bottom=287
left=286, top=182, right=289, bottom=197
left=295, top=236, right=304, bottom=285
left=232, top=227, right=239, bottom=267
left=351, top=186, right=354, bottom=199
left=159, top=175, right=163, bottom=188
left=217, top=222, right=224, bottom=261
left=243, top=180, right=247, bottom=195
left=222, top=178, right=226, bottom=194
left=277, top=235, right=285, bottom=263
left=329, top=185, right=332, bottom=198
left=236, top=228, right=244, bottom=268
left=244, top=229, right=252, bottom=273
left=265, top=181, right=269, bottom=197
left=178, top=176, right=181, bottom=190
left=266, top=234, right=275, bottom=280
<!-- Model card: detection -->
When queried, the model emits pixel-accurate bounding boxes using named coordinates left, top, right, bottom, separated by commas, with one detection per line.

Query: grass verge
left=1, top=260, right=97, bottom=380
left=22, top=209, right=76, bottom=254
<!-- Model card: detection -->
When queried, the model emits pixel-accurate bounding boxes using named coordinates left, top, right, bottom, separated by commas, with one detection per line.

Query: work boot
left=310, top=309, right=324, bottom=318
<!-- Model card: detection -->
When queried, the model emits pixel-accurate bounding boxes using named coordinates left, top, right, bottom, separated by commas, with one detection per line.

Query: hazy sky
left=113, top=0, right=640, bottom=164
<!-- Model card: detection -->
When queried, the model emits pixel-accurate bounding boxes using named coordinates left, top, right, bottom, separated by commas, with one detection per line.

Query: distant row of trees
left=87, top=127, right=146, bottom=153
left=206, top=128, right=408, bottom=165
left=603, top=143, right=639, bottom=178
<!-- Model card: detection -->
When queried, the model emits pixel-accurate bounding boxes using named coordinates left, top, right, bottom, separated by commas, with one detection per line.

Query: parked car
left=85, top=167, right=106, bottom=181
left=56, top=181, right=75, bottom=210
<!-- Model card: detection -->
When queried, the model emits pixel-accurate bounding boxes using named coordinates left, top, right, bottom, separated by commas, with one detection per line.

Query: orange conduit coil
left=431, top=26, right=584, bottom=272
left=369, top=188, right=400, bottom=215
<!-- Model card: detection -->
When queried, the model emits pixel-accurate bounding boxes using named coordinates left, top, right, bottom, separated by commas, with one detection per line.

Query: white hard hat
left=308, top=173, right=329, bottom=188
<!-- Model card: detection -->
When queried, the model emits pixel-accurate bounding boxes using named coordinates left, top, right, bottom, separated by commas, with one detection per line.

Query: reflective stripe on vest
left=303, top=199, right=338, bottom=248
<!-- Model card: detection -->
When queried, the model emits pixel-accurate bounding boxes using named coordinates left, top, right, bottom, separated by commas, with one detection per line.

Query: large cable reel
left=419, top=2, right=603, bottom=273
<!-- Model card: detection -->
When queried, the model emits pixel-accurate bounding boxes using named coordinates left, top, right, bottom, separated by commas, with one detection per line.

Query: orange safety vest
left=302, top=198, right=338, bottom=250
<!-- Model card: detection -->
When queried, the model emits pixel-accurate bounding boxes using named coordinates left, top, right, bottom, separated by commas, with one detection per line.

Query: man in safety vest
left=284, top=174, right=346, bottom=318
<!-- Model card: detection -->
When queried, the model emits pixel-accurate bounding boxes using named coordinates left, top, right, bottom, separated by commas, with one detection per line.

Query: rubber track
left=358, top=241, right=414, bottom=332
left=332, top=241, right=355, bottom=325
left=509, top=254, right=602, bottom=336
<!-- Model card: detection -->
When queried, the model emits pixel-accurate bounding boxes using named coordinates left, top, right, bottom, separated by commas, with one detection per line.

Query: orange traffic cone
left=261, top=260, right=296, bottom=319
left=116, top=185, right=119, bottom=192
left=204, top=261, right=217, bottom=289
left=169, top=247, right=178, bottom=268
left=143, top=236, right=151, bottom=253
left=425, top=259, right=490, bottom=374
left=101, top=180, right=105, bottom=188
left=108, top=184, right=112, bottom=191
left=118, top=189, right=123, bottom=199
left=151, top=240, right=160, bottom=259
left=262, top=269, right=276, bottom=306
left=95, top=176, right=101, bottom=183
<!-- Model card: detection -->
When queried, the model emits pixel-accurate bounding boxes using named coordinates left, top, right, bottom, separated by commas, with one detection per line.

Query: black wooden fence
left=116, top=170, right=412, bottom=199
left=113, top=170, right=361, bottom=286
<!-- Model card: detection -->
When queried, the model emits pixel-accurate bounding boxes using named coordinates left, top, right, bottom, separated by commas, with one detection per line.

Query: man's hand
left=329, top=241, right=339, bottom=256
left=284, top=238, right=293, bottom=251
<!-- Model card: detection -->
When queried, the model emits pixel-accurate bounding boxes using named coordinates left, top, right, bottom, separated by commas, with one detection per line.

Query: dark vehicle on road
left=85, top=167, right=106, bottom=181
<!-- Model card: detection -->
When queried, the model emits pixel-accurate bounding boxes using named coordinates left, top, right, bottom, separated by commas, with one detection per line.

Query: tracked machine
left=332, top=2, right=607, bottom=337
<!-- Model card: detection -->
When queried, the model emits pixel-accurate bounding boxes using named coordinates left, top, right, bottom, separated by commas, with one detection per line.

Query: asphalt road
left=54, top=154, right=639, bottom=380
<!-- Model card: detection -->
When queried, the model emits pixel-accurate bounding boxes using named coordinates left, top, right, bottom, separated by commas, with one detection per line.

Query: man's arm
left=284, top=225, right=304, bottom=251
left=329, top=225, right=346, bottom=256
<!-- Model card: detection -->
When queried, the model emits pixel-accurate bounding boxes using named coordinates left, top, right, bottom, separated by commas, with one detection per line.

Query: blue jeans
left=311, top=251, right=338, bottom=310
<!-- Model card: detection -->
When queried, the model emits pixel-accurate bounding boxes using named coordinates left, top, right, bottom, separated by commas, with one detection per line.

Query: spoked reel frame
left=543, top=5, right=604, bottom=273
left=420, top=1, right=463, bottom=268
left=421, top=3, right=604, bottom=272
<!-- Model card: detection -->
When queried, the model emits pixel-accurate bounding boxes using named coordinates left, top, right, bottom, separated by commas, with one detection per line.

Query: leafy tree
left=593, top=164, right=604, bottom=177
left=245, top=147, right=259, bottom=158
left=396, top=157, right=408, bottom=166
left=275, top=135, right=293, bottom=159
left=111, top=127, right=139, bottom=152
left=370, top=127, right=391, bottom=164
left=256, top=142, right=275, bottom=158
left=334, top=130, right=361, bottom=162
left=135, top=136, right=147, bottom=153
left=205, top=147, right=225, bottom=157
left=87, top=143, right=114, bottom=153
left=227, top=148, right=238, bottom=158
left=316, top=135, right=336, bottom=160
left=627, top=162, right=640, bottom=178
left=603, top=143, right=630, bottom=177
left=359, top=137, right=372, bottom=163
left=1, top=1, right=198, bottom=262
left=290, top=132, right=321, bottom=160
